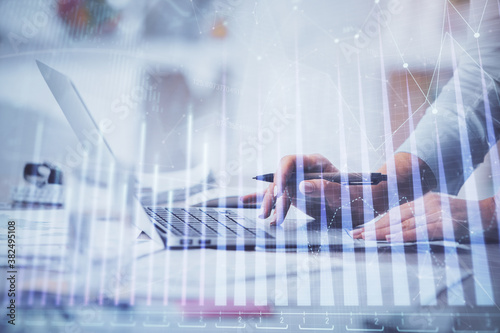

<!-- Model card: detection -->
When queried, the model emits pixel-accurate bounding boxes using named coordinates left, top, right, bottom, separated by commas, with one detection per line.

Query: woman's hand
left=352, top=192, right=497, bottom=242
left=240, top=152, right=441, bottom=228
left=240, top=154, right=346, bottom=224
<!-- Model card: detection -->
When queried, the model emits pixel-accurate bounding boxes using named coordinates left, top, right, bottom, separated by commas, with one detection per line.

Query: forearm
left=480, top=190, right=500, bottom=240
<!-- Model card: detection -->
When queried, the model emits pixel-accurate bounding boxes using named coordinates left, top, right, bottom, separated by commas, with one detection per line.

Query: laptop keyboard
left=145, top=207, right=268, bottom=239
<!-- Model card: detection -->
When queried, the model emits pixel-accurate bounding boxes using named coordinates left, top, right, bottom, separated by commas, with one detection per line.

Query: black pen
left=253, top=172, right=387, bottom=185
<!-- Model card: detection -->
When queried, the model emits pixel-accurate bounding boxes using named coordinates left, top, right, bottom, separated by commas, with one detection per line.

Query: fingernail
left=299, top=181, right=314, bottom=193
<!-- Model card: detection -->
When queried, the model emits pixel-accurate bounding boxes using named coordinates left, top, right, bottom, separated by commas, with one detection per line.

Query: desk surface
left=1, top=208, right=500, bottom=332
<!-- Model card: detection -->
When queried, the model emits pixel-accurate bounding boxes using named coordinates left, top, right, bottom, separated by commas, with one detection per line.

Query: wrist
left=480, top=195, right=498, bottom=235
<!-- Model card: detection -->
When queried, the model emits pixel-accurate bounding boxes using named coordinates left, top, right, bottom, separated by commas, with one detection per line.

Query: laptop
left=36, top=60, right=365, bottom=250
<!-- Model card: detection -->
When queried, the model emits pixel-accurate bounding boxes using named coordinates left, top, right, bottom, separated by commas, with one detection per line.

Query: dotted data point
left=403, top=63, right=408, bottom=68
left=474, top=32, right=480, bottom=38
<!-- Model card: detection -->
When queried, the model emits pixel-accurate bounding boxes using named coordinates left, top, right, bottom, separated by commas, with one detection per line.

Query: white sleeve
left=397, top=0, right=500, bottom=195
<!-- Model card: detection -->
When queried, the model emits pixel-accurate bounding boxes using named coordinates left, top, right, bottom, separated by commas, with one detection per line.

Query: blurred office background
left=0, top=0, right=497, bottom=205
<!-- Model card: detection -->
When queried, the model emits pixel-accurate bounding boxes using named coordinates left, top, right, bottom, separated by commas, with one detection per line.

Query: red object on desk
left=177, top=299, right=272, bottom=318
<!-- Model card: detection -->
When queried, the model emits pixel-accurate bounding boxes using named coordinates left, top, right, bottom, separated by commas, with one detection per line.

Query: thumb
left=299, top=180, right=336, bottom=198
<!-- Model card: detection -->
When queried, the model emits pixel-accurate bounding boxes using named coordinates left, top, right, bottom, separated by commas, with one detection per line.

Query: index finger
left=274, top=155, right=300, bottom=195
left=240, top=191, right=265, bottom=204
